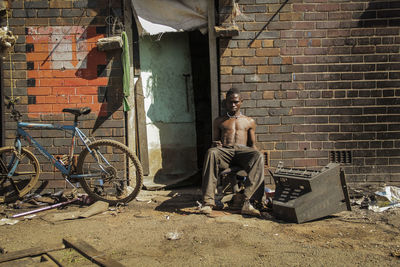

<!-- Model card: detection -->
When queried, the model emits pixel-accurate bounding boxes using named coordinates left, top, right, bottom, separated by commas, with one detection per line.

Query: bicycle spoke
left=9, top=178, right=21, bottom=193
left=0, top=147, right=40, bottom=203
left=77, top=140, right=143, bottom=205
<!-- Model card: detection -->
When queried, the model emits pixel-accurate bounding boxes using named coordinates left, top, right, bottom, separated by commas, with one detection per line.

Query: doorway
left=139, top=31, right=211, bottom=187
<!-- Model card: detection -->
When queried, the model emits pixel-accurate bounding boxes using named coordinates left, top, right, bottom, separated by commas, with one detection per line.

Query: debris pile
left=351, top=185, right=400, bottom=212
left=0, top=190, right=125, bottom=224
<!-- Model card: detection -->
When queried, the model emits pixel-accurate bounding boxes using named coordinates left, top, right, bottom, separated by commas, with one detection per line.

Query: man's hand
left=212, top=141, right=222, bottom=147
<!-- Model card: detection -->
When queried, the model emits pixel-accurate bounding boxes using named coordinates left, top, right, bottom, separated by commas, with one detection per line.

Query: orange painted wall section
left=26, top=26, right=109, bottom=117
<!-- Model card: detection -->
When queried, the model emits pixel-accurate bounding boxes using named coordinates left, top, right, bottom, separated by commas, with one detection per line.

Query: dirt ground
left=0, top=186, right=399, bottom=266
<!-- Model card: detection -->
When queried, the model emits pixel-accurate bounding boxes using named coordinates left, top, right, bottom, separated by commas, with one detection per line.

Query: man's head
left=225, top=88, right=242, bottom=114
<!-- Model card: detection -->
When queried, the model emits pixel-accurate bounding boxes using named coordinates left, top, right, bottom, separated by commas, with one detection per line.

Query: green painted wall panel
left=139, top=32, right=198, bottom=181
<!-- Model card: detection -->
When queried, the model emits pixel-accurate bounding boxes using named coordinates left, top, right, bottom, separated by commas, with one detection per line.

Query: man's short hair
left=226, top=88, right=240, bottom=98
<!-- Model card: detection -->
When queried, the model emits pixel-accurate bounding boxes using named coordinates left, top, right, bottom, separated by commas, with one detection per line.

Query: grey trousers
left=201, top=145, right=264, bottom=206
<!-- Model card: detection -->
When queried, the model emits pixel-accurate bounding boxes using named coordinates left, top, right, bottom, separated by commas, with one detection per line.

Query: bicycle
left=0, top=99, right=143, bottom=205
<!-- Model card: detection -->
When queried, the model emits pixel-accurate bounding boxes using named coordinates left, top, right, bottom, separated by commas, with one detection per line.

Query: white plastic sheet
left=131, top=0, right=208, bottom=35
left=369, top=186, right=400, bottom=212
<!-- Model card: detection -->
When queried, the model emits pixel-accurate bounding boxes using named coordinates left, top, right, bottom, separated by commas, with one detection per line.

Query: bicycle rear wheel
left=77, top=140, right=143, bottom=205
left=0, top=147, right=40, bottom=203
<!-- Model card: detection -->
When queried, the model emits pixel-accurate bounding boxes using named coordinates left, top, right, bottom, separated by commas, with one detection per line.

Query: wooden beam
left=63, top=238, right=124, bottom=267
left=122, top=0, right=149, bottom=176
left=40, top=254, right=60, bottom=267
left=0, top=58, right=4, bottom=147
left=214, top=25, right=239, bottom=38
left=134, top=77, right=150, bottom=175
left=208, top=0, right=220, bottom=140
left=123, top=0, right=137, bottom=160
left=130, top=6, right=150, bottom=176
left=0, top=243, right=65, bottom=263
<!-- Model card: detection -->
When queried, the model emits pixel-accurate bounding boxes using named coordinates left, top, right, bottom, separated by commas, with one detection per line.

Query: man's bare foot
left=241, top=200, right=260, bottom=217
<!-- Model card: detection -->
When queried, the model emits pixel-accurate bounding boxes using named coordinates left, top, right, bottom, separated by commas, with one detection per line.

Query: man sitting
left=200, top=88, right=264, bottom=216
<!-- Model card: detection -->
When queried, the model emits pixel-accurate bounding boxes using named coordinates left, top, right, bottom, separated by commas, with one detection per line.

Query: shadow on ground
left=153, top=187, right=202, bottom=214
left=149, top=186, right=283, bottom=222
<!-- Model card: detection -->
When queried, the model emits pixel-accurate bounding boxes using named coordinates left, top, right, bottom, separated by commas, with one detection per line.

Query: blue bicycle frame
left=10, top=120, right=98, bottom=180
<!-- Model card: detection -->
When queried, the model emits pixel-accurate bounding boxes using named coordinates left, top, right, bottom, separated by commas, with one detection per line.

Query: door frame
left=0, top=58, right=4, bottom=147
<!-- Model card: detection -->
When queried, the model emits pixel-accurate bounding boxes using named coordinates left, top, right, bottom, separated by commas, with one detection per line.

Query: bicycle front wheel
left=0, top=146, right=40, bottom=203
left=77, top=140, right=143, bottom=205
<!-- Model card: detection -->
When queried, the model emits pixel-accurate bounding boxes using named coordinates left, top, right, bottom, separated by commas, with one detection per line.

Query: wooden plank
left=0, top=58, right=4, bottom=147
left=0, top=257, right=37, bottom=266
left=134, top=77, right=150, bottom=175
left=208, top=0, right=220, bottom=140
left=63, top=238, right=124, bottom=267
left=124, top=0, right=149, bottom=175
left=47, top=249, right=95, bottom=267
left=0, top=243, right=65, bottom=263
left=39, top=254, right=60, bottom=267
left=130, top=7, right=142, bottom=77
left=214, top=25, right=239, bottom=38
left=123, top=0, right=138, bottom=168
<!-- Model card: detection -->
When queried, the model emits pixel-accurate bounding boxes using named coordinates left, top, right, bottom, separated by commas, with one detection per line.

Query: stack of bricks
left=219, top=0, right=400, bottom=183
left=3, top=0, right=126, bottom=191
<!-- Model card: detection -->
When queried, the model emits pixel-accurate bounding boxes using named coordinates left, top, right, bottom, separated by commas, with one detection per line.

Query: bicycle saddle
left=62, top=107, right=91, bottom=116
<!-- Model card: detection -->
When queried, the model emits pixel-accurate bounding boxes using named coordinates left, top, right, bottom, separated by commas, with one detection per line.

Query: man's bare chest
left=220, top=118, right=250, bottom=132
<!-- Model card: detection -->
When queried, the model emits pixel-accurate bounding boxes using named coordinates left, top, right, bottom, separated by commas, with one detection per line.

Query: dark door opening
left=189, top=31, right=212, bottom=169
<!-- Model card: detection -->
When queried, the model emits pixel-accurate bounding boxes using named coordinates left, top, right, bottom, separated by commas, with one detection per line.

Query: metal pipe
left=248, top=0, right=290, bottom=47
left=11, top=198, right=80, bottom=218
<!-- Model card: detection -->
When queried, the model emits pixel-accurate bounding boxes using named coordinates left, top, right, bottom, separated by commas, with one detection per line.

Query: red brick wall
left=219, top=0, right=400, bottom=184
left=3, top=0, right=126, bottom=192
left=26, top=26, right=108, bottom=117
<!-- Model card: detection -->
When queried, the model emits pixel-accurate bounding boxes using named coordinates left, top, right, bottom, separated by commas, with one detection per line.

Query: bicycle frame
left=1, top=104, right=144, bottom=204
left=9, top=120, right=98, bottom=180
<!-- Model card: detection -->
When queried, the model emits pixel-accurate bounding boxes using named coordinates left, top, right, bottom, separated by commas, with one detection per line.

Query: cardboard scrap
left=42, top=201, right=109, bottom=222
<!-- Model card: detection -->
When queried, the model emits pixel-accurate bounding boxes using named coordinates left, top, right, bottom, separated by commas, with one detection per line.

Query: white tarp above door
left=130, top=0, right=208, bottom=35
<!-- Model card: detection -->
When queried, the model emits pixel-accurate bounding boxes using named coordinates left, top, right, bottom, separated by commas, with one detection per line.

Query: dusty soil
left=0, top=187, right=399, bottom=266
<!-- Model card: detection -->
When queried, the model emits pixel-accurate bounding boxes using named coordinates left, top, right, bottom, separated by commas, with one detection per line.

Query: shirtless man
left=201, top=88, right=264, bottom=216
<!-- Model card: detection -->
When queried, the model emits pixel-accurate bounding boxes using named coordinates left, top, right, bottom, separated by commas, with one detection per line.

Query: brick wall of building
left=2, top=0, right=126, bottom=192
left=3, top=0, right=400, bottom=189
left=219, top=0, right=400, bottom=184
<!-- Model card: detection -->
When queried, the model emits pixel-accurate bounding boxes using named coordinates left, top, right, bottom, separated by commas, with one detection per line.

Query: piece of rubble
left=41, top=201, right=109, bottom=222
left=0, top=218, right=19, bottom=226
left=368, top=186, right=400, bottom=212
left=165, top=232, right=181, bottom=240
left=391, top=249, right=400, bottom=257
left=35, top=196, right=57, bottom=204
left=41, top=210, right=81, bottom=222
left=79, top=201, right=109, bottom=218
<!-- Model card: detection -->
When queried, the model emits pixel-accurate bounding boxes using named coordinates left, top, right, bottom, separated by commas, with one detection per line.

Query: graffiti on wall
left=26, top=26, right=109, bottom=117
